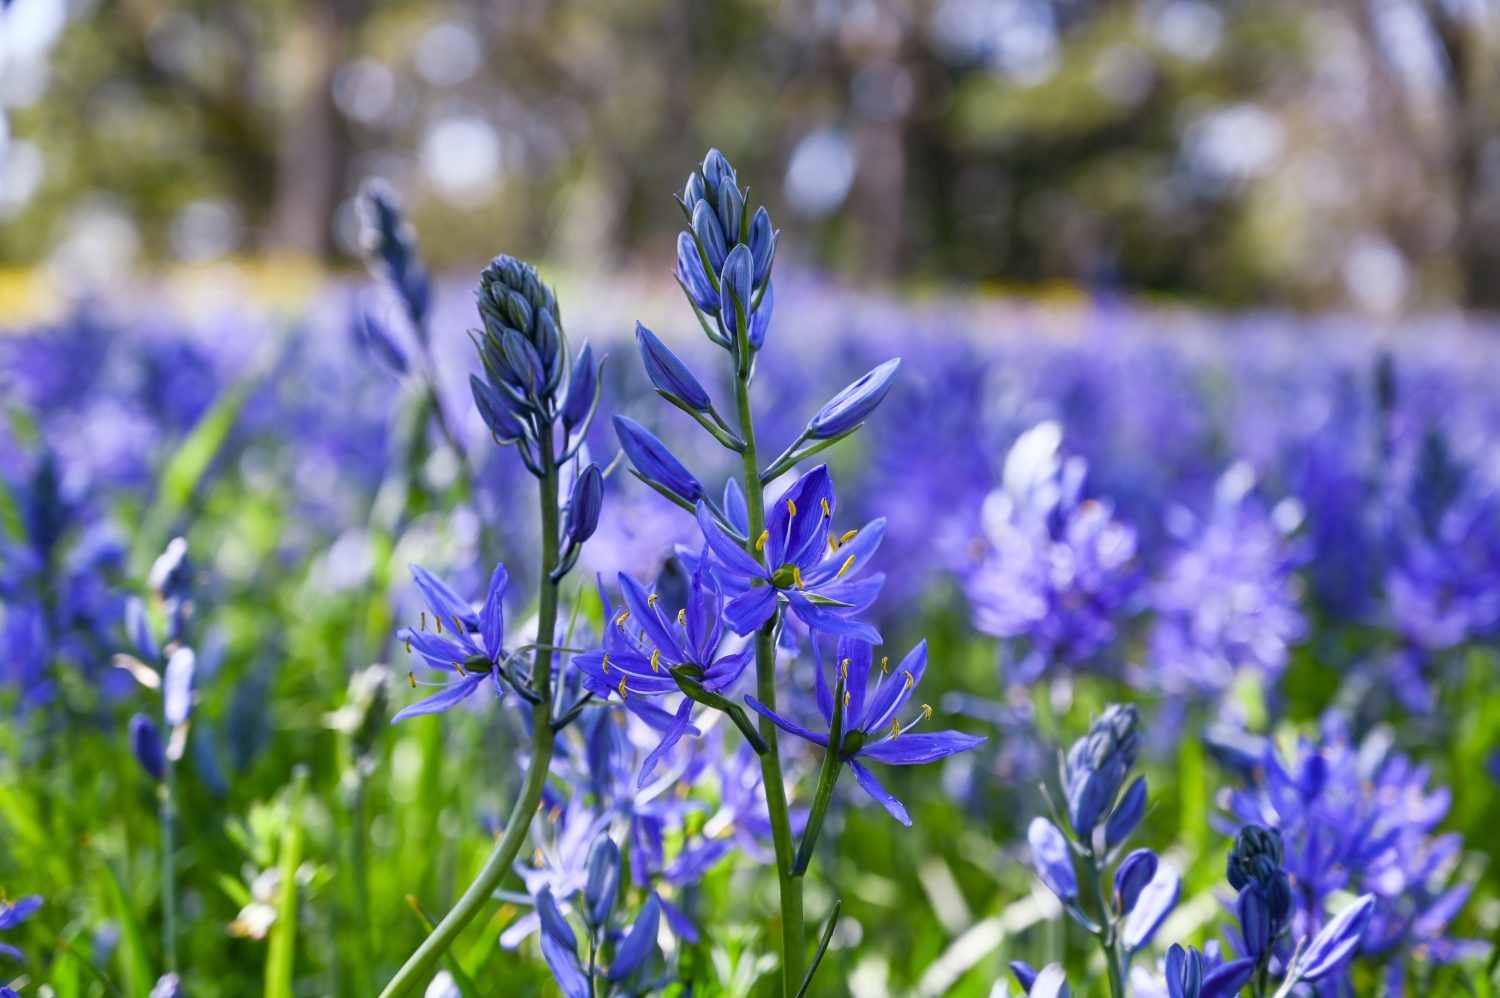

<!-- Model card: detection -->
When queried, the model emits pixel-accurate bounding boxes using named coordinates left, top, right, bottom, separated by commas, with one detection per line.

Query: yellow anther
left=837, top=554, right=856, bottom=578
left=618, top=677, right=629, bottom=699
left=407, top=671, right=417, bottom=688
left=839, top=529, right=858, bottom=546
left=756, top=530, right=769, bottom=551
left=615, top=609, right=632, bottom=628
left=435, top=615, right=443, bottom=634
left=903, top=669, right=915, bottom=691
left=792, top=565, right=805, bottom=590
left=881, top=656, right=890, bottom=674
left=787, top=499, right=797, bottom=516
left=891, top=718, right=901, bottom=739
left=821, top=498, right=830, bottom=516
left=650, top=648, right=661, bottom=673
left=420, top=611, right=427, bottom=631
left=840, top=658, right=850, bottom=679
left=602, top=653, right=611, bottom=675
left=843, top=690, right=850, bottom=707
left=647, top=593, right=659, bottom=608
left=404, top=635, right=412, bottom=653
left=678, top=608, right=687, bottom=626
left=453, top=660, right=467, bottom=676
left=452, top=614, right=465, bottom=634
left=921, top=703, right=933, bottom=719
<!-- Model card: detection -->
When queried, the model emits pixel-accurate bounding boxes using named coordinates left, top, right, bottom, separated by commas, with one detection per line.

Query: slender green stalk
left=1082, top=846, right=1125, bottom=998
left=733, top=362, right=806, bottom=992
left=160, top=756, right=179, bottom=973
left=378, top=431, right=563, bottom=998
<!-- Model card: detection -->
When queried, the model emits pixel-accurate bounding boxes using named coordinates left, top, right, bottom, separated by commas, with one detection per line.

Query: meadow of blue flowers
left=2, top=150, right=1498, bottom=996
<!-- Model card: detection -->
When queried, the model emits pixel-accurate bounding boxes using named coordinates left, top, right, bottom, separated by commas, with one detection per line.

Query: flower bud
left=701, top=149, right=736, bottom=202
left=692, top=201, right=727, bottom=271
left=565, top=464, right=604, bottom=545
left=163, top=646, right=196, bottom=727
left=717, top=181, right=744, bottom=244
left=749, top=281, right=773, bottom=349
left=636, top=323, right=711, bottom=411
left=748, top=206, right=776, bottom=285
left=613, top=416, right=703, bottom=503
left=1113, top=848, right=1158, bottom=915
left=676, top=232, right=718, bottom=314
left=718, top=244, right=754, bottom=330
left=584, top=834, right=621, bottom=927
left=808, top=358, right=900, bottom=439
left=1105, top=775, right=1148, bottom=848
left=561, top=342, right=598, bottom=432
left=536, top=887, right=577, bottom=949
left=606, top=894, right=660, bottom=982
left=471, top=375, right=525, bottom=443
left=1027, top=817, right=1077, bottom=902
left=130, top=713, right=165, bottom=781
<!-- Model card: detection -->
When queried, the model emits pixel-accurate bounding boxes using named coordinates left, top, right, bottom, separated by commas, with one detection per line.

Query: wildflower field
left=2, top=147, right=1499, bottom=998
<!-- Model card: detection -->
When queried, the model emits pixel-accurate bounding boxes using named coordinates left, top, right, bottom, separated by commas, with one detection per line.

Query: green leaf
left=793, top=675, right=845, bottom=876
left=794, top=899, right=841, bottom=998
left=99, top=861, right=153, bottom=998
left=265, top=772, right=306, bottom=998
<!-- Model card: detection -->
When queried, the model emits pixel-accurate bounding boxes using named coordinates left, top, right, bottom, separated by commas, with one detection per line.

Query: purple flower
left=745, top=636, right=984, bottom=825
left=391, top=563, right=510, bottom=723
left=697, top=464, right=885, bottom=641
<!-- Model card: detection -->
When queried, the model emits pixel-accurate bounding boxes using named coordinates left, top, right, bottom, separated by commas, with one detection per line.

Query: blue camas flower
left=696, top=464, right=885, bottom=641
left=745, top=637, right=984, bottom=825
left=575, top=553, right=754, bottom=785
left=392, top=563, right=511, bottom=722
left=0, top=894, right=41, bottom=961
left=636, top=322, right=711, bottom=412
left=614, top=415, right=704, bottom=505
left=1064, top=703, right=1142, bottom=838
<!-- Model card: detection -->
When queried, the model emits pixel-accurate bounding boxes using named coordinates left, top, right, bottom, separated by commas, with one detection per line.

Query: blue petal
left=540, top=932, right=591, bottom=998
left=637, top=322, right=710, bottom=410
left=607, top=894, right=661, bottom=982
left=786, top=593, right=880, bottom=643
left=744, top=695, right=828, bottom=747
left=1203, top=958, right=1257, bottom=998
left=860, top=640, right=927, bottom=734
left=808, top=358, right=901, bottom=440
left=390, top=673, right=487, bottom=723
left=1027, top=817, right=1078, bottom=901
left=638, top=698, right=695, bottom=788
left=802, top=518, right=885, bottom=588
left=162, top=646, right=196, bottom=726
left=849, top=759, right=910, bottom=825
left=695, top=502, right=766, bottom=580
left=614, top=416, right=703, bottom=503
left=1297, top=894, right=1376, bottom=982
left=1122, top=862, right=1181, bottom=951
left=536, top=887, right=577, bottom=949
left=722, top=479, right=749, bottom=536
left=724, top=586, right=779, bottom=636
left=409, top=564, right=478, bottom=631
left=480, top=563, right=508, bottom=660
left=860, top=731, right=985, bottom=765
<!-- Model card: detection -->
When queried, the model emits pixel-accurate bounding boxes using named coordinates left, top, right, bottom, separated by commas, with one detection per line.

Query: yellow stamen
left=650, top=648, right=661, bottom=673
left=618, top=677, right=628, bottom=699
left=453, top=661, right=467, bottom=677
left=756, top=530, right=769, bottom=551
left=921, top=703, right=933, bottom=719
left=843, top=690, right=850, bottom=707
left=903, top=669, right=915, bottom=691
left=435, top=615, right=443, bottom=634
left=880, top=656, right=889, bottom=674
left=407, top=671, right=417, bottom=688
left=678, top=608, right=687, bottom=626
left=891, top=718, right=901, bottom=739
left=820, top=498, right=830, bottom=516
left=404, top=635, right=412, bottom=653
left=787, top=499, right=797, bottom=516
left=420, top=611, right=427, bottom=631
left=647, top=593, right=659, bottom=608
left=452, top=614, right=464, bottom=634
left=615, top=609, right=631, bottom=629
left=837, top=554, right=856, bottom=578
left=602, top=653, right=611, bottom=675
left=792, top=565, right=805, bottom=590
left=839, top=529, right=858, bottom=546
left=840, top=658, right=850, bottom=679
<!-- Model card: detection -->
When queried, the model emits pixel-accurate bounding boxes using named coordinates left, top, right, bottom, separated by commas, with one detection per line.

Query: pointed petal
left=696, top=502, right=766, bottom=580
left=861, top=640, right=927, bottom=733
left=724, top=585, right=779, bottom=636
left=638, top=699, right=695, bottom=788
left=1122, top=863, right=1181, bottom=951
left=409, top=564, right=478, bottom=629
left=787, top=593, right=880, bottom=642
left=390, top=673, right=487, bottom=723
left=607, top=894, right=661, bottom=982
left=723, top=479, right=749, bottom=536
left=848, top=759, right=910, bottom=826
left=539, top=933, right=591, bottom=998
left=836, top=636, right=873, bottom=729
left=804, top=517, right=886, bottom=587
left=480, top=563, right=508, bottom=658
left=812, top=638, right=833, bottom=725
left=860, top=731, right=986, bottom=765
left=744, top=695, right=828, bottom=746
left=618, top=573, right=682, bottom=659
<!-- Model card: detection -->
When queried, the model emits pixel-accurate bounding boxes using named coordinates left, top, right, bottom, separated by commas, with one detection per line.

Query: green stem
left=160, top=756, right=179, bottom=973
left=379, top=429, right=563, bottom=998
left=1082, top=846, right=1124, bottom=998
left=734, top=363, right=805, bottom=993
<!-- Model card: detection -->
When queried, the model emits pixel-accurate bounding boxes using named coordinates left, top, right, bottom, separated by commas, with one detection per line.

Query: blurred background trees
left=2, top=0, right=1499, bottom=311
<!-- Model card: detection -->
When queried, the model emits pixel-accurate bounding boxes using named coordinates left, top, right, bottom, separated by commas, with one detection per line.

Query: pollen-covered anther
left=891, top=718, right=901, bottom=739
left=678, top=608, right=687, bottom=626
left=602, top=653, right=611, bottom=675
left=453, top=660, right=467, bottom=676
left=618, top=677, right=629, bottom=699
left=837, top=554, right=856, bottom=578
left=820, top=498, right=830, bottom=517
left=452, top=615, right=464, bottom=634
left=407, top=671, right=417, bottom=688
left=838, top=529, right=858, bottom=546
left=435, top=615, right=443, bottom=634
left=420, top=611, right=428, bottom=631
left=404, top=635, right=412, bottom=653
left=843, top=690, right=850, bottom=707
left=647, top=593, right=659, bottom=608
left=756, top=530, right=769, bottom=552
left=615, top=609, right=632, bottom=629
left=787, top=498, right=797, bottom=516
left=650, top=648, right=661, bottom=673
left=903, top=669, right=914, bottom=691
left=792, top=565, right=805, bottom=590
left=880, top=656, right=889, bottom=674
left=840, top=658, right=849, bottom=679
left=921, top=703, right=933, bottom=719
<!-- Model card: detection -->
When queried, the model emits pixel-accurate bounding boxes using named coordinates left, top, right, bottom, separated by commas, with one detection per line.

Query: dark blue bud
left=354, top=302, right=409, bottom=374
left=130, top=713, right=165, bottom=781
left=701, top=149, right=735, bottom=201
left=539, top=932, right=589, bottom=998
left=613, top=416, right=703, bottom=503
left=501, top=329, right=545, bottom=394
left=536, top=887, right=577, bottom=949
left=692, top=201, right=727, bottom=271
left=683, top=170, right=706, bottom=208
left=1164, top=945, right=1191, bottom=998
left=607, top=893, right=660, bottom=982
left=808, top=358, right=900, bottom=439
left=717, top=181, right=744, bottom=244
left=1010, top=961, right=1039, bottom=995
left=471, top=375, right=525, bottom=443
left=534, top=308, right=562, bottom=383
left=749, top=280, right=773, bottom=349
left=748, top=206, right=776, bottom=285
left=561, top=342, right=598, bottom=432
left=1238, top=884, right=1271, bottom=957
left=566, top=464, right=604, bottom=545
left=584, top=834, right=621, bottom=927
left=636, top=323, right=710, bottom=411
left=1296, top=894, right=1375, bottom=982
left=676, top=231, right=718, bottom=313
left=1203, top=958, right=1256, bottom=998
left=1027, top=817, right=1077, bottom=902
left=1105, top=775, right=1148, bottom=848
left=718, top=244, right=754, bottom=330
left=1113, top=848, right=1158, bottom=915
